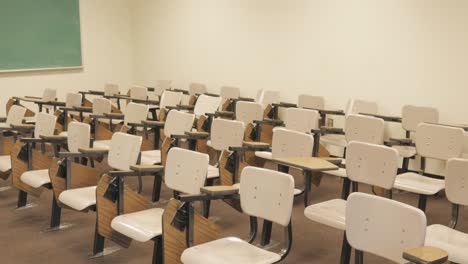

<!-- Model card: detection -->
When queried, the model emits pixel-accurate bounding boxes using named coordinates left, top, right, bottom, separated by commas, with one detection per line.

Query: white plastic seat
left=255, top=151, right=272, bottom=160
left=59, top=186, right=97, bottom=211
left=111, top=208, right=164, bottom=242
left=93, top=140, right=111, bottom=150
left=0, top=156, right=11, bottom=173
left=425, top=224, right=468, bottom=264
left=207, top=165, right=219, bottom=179
left=181, top=237, right=281, bottom=264
left=394, top=172, right=445, bottom=195
left=393, top=145, right=417, bottom=158
left=324, top=168, right=347, bottom=178
left=320, top=134, right=347, bottom=148
left=140, top=150, right=161, bottom=165
left=20, top=169, right=50, bottom=188
left=304, top=199, right=346, bottom=230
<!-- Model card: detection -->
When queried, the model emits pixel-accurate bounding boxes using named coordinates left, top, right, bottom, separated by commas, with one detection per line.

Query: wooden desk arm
left=142, top=120, right=165, bottom=128
left=20, top=137, right=45, bottom=143
left=11, top=124, right=35, bottom=132
left=184, top=131, right=210, bottom=139
left=253, top=118, right=284, bottom=126
left=24, top=96, right=43, bottom=100
left=236, top=97, right=255, bottom=102
left=177, top=104, right=195, bottom=111
left=103, top=113, right=125, bottom=119
left=215, top=111, right=235, bottom=118
left=272, top=102, right=297, bottom=108
left=131, top=98, right=160, bottom=105
left=403, top=246, right=448, bottom=264
left=200, top=186, right=239, bottom=196
left=389, top=137, right=413, bottom=144
left=80, top=90, right=105, bottom=96
left=360, top=113, right=402, bottom=123
left=320, top=126, right=345, bottom=135
left=73, top=106, right=93, bottom=112
left=78, top=147, right=109, bottom=156
left=127, top=122, right=146, bottom=128
left=204, top=92, right=220, bottom=97
left=178, top=187, right=239, bottom=202
left=39, top=135, right=68, bottom=143
left=130, top=165, right=164, bottom=174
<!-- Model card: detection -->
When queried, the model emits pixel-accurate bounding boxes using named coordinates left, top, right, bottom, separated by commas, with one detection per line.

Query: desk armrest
left=78, top=147, right=109, bottom=155
left=215, top=111, right=235, bottom=118
left=253, top=118, right=284, bottom=126
left=40, top=135, right=68, bottom=143
left=403, top=246, right=448, bottom=264
left=74, top=106, right=93, bottom=112
left=360, top=113, right=402, bottom=123
left=11, top=124, right=35, bottom=132
left=104, top=113, right=125, bottom=119
left=237, top=97, right=255, bottom=102
left=320, top=126, right=345, bottom=135
left=142, top=120, right=165, bottom=128
left=178, top=104, right=195, bottom=111
left=184, top=131, right=210, bottom=139
left=130, top=165, right=164, bottom=174
left=200, top=186, right=239, bottom=196
left=273, top=102, right=297, bottom=108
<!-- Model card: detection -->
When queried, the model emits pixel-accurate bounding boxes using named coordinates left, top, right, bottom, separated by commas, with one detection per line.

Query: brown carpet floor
left=1, top=173, right=467, bottom=264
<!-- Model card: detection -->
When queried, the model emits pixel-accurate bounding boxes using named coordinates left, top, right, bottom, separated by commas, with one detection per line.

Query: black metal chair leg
left=50, top=195, right=62, bottom=228
left=418, top=194, right=427, bottom=212
left=152, top=236, right=163, bottom=264
left=152, top=175, right=162, bottom=203
left=92, top=223, right=105, bottom=256
left=17, top=190, right=28, bottom=208
left=355, top=249, right=363, bottom=264
left=340, top=233, right=352, bottom=264
left=260, top=220, right=273, bottom=246
left=341, top=178, right=351, bottom=200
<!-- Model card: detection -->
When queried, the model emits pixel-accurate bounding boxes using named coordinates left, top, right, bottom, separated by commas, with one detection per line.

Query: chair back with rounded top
left=42, top=88, right=56, bottom=102
left=164, top=110, right=196, bottom=137
left=92, top=98, right=112, bottom=116
left=130, top=86, right=148, bottom=100
left=402, top=105, right=439, bottom=132
left=345, top=114, right=385, bottom=145
left=346, top=192, right=427, bottom=264
left=154, top=80, right=172, bottom=96
left=123, top=103, right=149, bottom=126
left=271, top=128, right=314, bottom=159
left=346, top=142, right=399, bottom=190
left=446, top=158, right=468, bottom=206
left=108, top=132, right=142, bottom=171
left=284, top=108, right=320, bottom=133
left=189, top=83, right=207, bottom=96
left=193, top=94, right=222, bottom=117
left=65, top=93, right=82, bottom=108
left=160, top=91, right=183, bottom=110
left=165, top=147, right=209, bottom=195
left=67, top=122, right=91, bottom=153
left=240, top=166, right=295, bottom=226
left=298, top=95, right=325, bottom=110
left=345, top=99, right=378, bottom=116
left=210, top=119, right=245, bottom=151
left=415, top=123, right=464, bottom=161
left=220, top=86, right=240, bottom=100
left=235, top=101, right=263, bottom=125
left=34, top=112, right=57, bottom=138
left=256, top=89, right=280, bottom=109
left=6, top=105, right=26, bottom=125
left=104, top=84, right=119, bottom=96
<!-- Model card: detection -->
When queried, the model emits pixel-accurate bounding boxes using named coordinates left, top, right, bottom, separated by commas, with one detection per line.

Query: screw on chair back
left=345, top=114, right=385, bottom=145
left=92, top=98, right=112, bottom=116
left=235, top=101, right=263, bottom=125
left=210, top=119, right=245, bottom=151
left=67, top=122, right=91, bottom=153
left=346, top=142, right=399, bottom=190
left=220, top=86, right=240, bottom=100
left=346, top=192, right=427, bottom=263
left=104, top=83, right=119, bottom=97
left=155, top=80, right=172, bottom=96
left=256, top=90, right=280, bottom=109
left=189, top=83, right=207, bottom=96
left=284, top=108, right=320, bottom=133
left=402, top=105, right=439, bottom=132
left=271, top=128, right=314, bottom=159
left=123, top=103, right=149, bottom=127
left=240, top=166, right=294, bottom=227
left=108, top=132, right=142, bottom=171
left=193, top=94, right=222, bottom=117
left=446, top=158, right=468, bottom=206
left=130, top=86, right=148, bottom=100
left=298, top=95, right=325, bottom=110
left=415, top=123, right=464, bottom=161
left=6, top=105, right=26, bottom=126
left=160, top=91, right=183, bottom=110
left=165, top=147, right=209, bottom=194
left=65, top=93, right=82, bottom=108
left=164, top=110, right=195, bottom=138
left=34, top=112, right=57, bottom=138
left=42, top=88, right=57, bottom=102
left=345, top=99, right=378, bottom=116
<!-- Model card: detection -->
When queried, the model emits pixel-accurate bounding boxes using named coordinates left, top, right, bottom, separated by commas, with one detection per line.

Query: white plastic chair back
left=415, top=123, right=464, bottom=161
left=165, top=148, right=209, bottom=194
left=402, top=105, right=439, bottom=132
left=67, top=122, right=90, bottom=153
left=65, top=93, right=82, bottom=108
left=346, top=193, right=427, bottom=264
left=446, top=158, right=468, bottom=206
left=124, top=103, right=149, bottom=126
left=240, top=167, right=294, bottom=227
left=34, top=113, right=57, bottom=139
left=6, top=105, right=26, bottom=126
left=193, top=95, right=222, bottom=117
left=189, top=83, right=207, bottom=96
left=345, top=115, right=385, bottom=145
left=92, top=98, right=112, bottom=116
left=130, top=86, right=148, bottom=100
left=220, top=86, right=240, bottom=100
left=210, top=119, right=245, bottom=151
left=160, top=91, right=183, bottom=110
left=298, top=95, right=325, bottom=110
left=108, top=132, right=142, bottom=171
left=256, top=90, right=280, bottom=109
left=164, top=110, right=195, bottom=137
left=104, top=84, right=119, bottom=96
left=272, top=128, right=314, bottom=158
left=154, top=80, right=172, bottom=96
left=42, top=88, right=56, bottom=102
left=235, top=101, right=263, bottom=125
left=345, top=99, right=378, bottom=116
left=346, top=142, right=399, bottom=189
left=284, top=108, right=320, bottom=133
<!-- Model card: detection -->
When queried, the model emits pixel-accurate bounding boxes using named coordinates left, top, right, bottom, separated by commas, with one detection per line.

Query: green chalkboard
left=0, top=0, right=82, bottom=72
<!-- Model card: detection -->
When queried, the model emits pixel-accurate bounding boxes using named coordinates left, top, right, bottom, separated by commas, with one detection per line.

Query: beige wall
left=131, top=0, right=468, bottom=125
left=0, top=0, right=134, bottom=115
